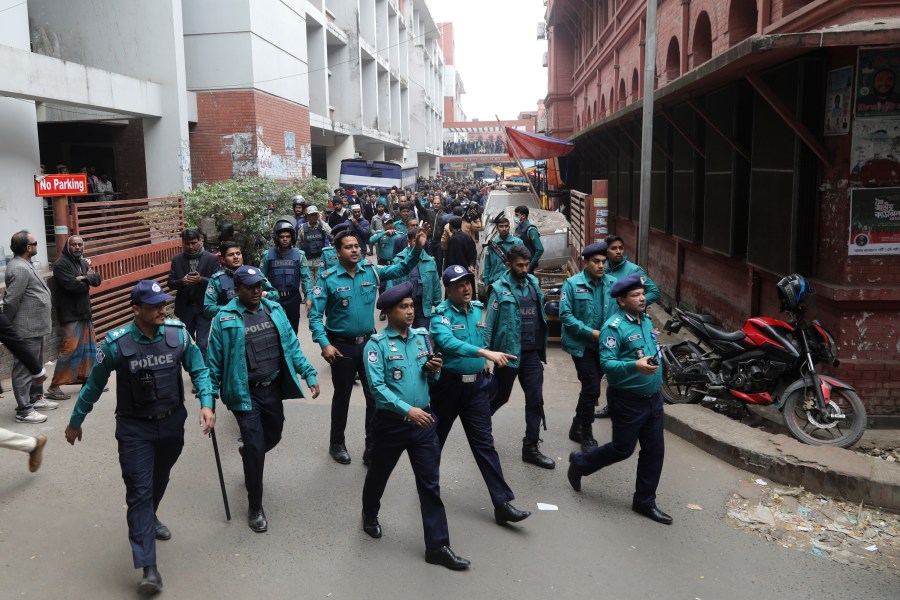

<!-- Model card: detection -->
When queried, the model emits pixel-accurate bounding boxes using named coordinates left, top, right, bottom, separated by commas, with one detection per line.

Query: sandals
left=44, top=390, right=71, bottom=400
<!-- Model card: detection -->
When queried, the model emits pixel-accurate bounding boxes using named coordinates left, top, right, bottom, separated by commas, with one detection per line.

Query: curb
left=664, top=404, right=900, bottom=511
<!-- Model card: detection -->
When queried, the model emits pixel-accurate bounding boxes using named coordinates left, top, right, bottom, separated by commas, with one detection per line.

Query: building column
left=325, top=134, right=355, bottom=189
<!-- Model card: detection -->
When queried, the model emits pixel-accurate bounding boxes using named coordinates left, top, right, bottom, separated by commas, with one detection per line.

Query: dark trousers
left=490, top=350, right=545, bottom=444
left=572, top=345, right=603, bottom=425
left=572, top=388, right=665, bottom=509
left=177, top=304, right=211, bottom=361
left=362, top=412, right=450, bottom=550
left=232, top=385, right=285, bottom=510
left=278, top=293, right=302, bottom=334
left=431, top=374, right=514, bottom=507
left=11, top=336, right=44, bottom=415
left=329, top=340, right=376, bottom=450
left=115, top=404, right=187, bottom=568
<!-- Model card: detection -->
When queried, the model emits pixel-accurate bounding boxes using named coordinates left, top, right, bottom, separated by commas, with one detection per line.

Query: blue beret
left=376, top=281, right=414, bottom=311
left=442, top=265, right=474, bottom=286
left=582, top=241, right=608, bottom=259
left=130, top=280, right=173, bottom=305
left=234, top=265, right=263, bottom=286
left=331, top=222, right=351, bottom=236
left=609, top=273, right=645, bottom=298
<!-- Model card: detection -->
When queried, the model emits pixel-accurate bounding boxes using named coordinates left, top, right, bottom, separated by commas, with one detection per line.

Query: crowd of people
left=443, top=137, right=505, bottom=155
left=2, top=177, right=669, bottom=595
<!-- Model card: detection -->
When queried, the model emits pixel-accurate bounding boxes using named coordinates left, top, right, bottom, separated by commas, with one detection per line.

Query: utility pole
left=637, top=0, right=658, bottom=269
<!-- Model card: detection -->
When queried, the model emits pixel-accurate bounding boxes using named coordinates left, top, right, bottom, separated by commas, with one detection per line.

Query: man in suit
left=168, top=229, right=220, bottom=362
left=4, top=231, right=56, bottom=423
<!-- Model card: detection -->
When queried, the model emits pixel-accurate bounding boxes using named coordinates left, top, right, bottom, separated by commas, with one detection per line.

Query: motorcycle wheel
left=660, top=347, right=706, bottom=405
left=781, top=386, right=867, bottom=448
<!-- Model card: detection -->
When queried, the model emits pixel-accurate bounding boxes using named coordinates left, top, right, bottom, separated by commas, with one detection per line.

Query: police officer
left=204, top=241, right=276, bottom=319
left=387, top=219, right=440, bottom=329
left=297, top=205, right=331, bottom=288
left=483, top=214, right=523, bottom=294
left=207, top=266, right=320, bottom=533
left=369, top=216, right=403, bottom=266
left=316, top=223, right=344, bottom=278
left=309, top=226, right=428, bottom=465
left=485, top=244, right=555, bottom=469
left=291, top=194, right=308, bottom=228
left=361, top=282, right=470, bottom=571
left=514, top=205, right=543, bottom=272
left=559, top=242, right=618, bottom=451
left=566, top=273, right=672, bottom=525
left=595, top=235, right=660, bottom=419
left=65, top=280, right=215, bottom=595
left=261, top=218, right=312, bottom=333
left=430, top=266, right=529, bottom=526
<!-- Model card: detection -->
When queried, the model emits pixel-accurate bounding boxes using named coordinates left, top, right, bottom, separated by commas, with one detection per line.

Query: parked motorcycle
left=660, top=274, right=866, bottom=449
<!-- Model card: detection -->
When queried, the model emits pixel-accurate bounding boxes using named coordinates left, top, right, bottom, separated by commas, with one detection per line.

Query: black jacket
left=443, top=230, right=476, bottom=271
left=168, top=250, right=220, bottom=319
left=52, top=251, right=101, bottom=324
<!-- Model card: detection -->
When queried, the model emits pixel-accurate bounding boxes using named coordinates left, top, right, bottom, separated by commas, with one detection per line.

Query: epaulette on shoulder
left=210, top=271, right=224, bottom=280
left=164, top=318, right=185, bottom=328
left=609, top=317, right=622, bottom=329
left=105, top=326, right=129, bottom=343
left=432, top=304, right=447, bottom=314
left=471, top=300, right=485, bottom=308
left=370, top=332, right=386, bottom=341
left=415, top=327, right=429, bottom=335
left=321, top=269, right=333, bottom=278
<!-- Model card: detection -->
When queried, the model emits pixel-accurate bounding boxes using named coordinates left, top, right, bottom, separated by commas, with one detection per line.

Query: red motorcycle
left=660, top=274, right=866, bottom=449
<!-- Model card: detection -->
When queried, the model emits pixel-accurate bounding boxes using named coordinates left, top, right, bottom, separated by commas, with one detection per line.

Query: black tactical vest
left=244, top=305, right=282, bottom=381
left=218, top=272, right=236, bottom=305
left=518, top=284, right=543, bottom=351
left=115, top=326, right=185, bottom=417
left=267, top=248, right=301, bottom=294
left=300, top=223, right=326, bottom=257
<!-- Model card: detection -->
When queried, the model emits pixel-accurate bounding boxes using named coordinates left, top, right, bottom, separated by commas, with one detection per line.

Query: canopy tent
left=504, top=127, right=575, bottom=160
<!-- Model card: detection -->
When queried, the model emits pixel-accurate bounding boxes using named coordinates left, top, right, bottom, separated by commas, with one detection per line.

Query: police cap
left=442, top=265, right=474, bottom=286
left=131, top=280, right=173, bottom=305
left=234, top=265, right=264, bottom=286
left=331, top=222, right=351, bottom=236
left=609, top=273, right=645, bottom=298
left=581, top=241, right=608, bottom=259
left=376, top=281, right=414, bottom=311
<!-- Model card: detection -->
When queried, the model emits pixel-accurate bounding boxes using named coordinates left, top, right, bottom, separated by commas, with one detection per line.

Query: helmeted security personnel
left=430, top=266, right=530, bottom=526
left=297, top=205, right=331, bottom=288
left=386, top=222, right=441, bottom=329
left=309, top=226, right=428, bottom=465
left=566, top=273, right=672, bottom=526
left=514, top=205, right=543, bottom=271
left=595, top=234, right=661, bottom=419
left=361, top=282, right=471, bottom=571
left=65, top=280, right=215, bottom=595
left=482, top=214, right=522, bottom=293
left=484, top=244, right=555, bottom=469
left=291, top=194, right=309, bottom=228
left=261, top=217, right=312, bottom=333
left=207, top=266, right=319, bottom=533
left=559, top=242, right=618, bottom=450
left=204, top=241, right=276, bottom=319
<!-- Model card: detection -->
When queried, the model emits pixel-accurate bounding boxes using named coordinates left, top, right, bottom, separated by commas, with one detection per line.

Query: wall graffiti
left=223, top=127, right=311, bottom=180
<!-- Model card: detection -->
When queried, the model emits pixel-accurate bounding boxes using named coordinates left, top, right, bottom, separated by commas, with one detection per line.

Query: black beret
left=581, top=241, right=608, bottom=259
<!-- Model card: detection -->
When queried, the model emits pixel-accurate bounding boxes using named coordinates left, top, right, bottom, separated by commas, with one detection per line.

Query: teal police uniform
left=387, top=246, right=441, bottom=328
left=69, top=317, right=213, bottom=572
left=606, top=256, right=660, bottom=306
left=203, top=269, right=276, bottom=319
left=309, top=248, right=423, bottom=462
left=515, top=219, right=543, bottom=270
left=568, top=272, right=671, bottom=524
left=369, top=229, right=403, bottom=264
left=482, top=233, right=522, bottom=290
left=260, top=246, right=313, bottom=333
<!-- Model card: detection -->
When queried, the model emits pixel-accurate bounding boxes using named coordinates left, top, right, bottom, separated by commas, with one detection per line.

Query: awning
left=505, top=127, right=575, bottom=160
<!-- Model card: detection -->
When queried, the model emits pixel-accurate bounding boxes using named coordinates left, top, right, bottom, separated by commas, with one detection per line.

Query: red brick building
left=545, top=0, right=900, bottom=415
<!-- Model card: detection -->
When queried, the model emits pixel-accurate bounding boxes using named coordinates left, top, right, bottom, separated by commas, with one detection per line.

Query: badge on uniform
left=313, top=286, right=322, bottom=296
left=636, top=349, right=645, bottom=358
left=367, top=350, right=378, bottom=363
left=392, top=369, right=402, bottom=380
left=606, top=336, right=617, bottom=348
left=560, top=291, right=567, bottom=301
left=207, top=285, right=214, bottom=295
left=341, top=298, right=349, bottom=307
left=96, top=348, right=105, bottom=364
left=492, top=301, right=499, bottom=310
left=442, top=316, right=451, bottom=325
left=627, top=334, right=641, bottom=341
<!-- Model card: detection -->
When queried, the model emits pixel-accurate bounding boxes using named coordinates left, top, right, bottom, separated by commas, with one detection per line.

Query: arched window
left=618, top=79, right=627, bottom=109
left=631, top=68, right=640, bottom=99
left=691, top=12, right=712, bottom=68
left=600, top=94, right=606, bottom=116
left=665, top=36, right=681, bottom=82
left=728, top=0, right=758, bottom=46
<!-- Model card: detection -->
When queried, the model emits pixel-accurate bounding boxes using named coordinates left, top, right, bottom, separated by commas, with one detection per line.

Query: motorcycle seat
left=704, top=323, right=746, bottom=342
left=683, top=311, right=723, bottom=326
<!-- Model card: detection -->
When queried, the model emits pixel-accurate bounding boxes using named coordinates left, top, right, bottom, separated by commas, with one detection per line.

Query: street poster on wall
left=848, top=187, right=900, bottom=255
left=855, top=47, right=900, bottom=117
left=825, top=66, right=853, bottom=135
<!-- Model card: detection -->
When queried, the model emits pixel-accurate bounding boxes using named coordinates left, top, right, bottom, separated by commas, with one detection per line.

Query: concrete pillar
left=0, top=4, right=46, bottom=264
left=325, top=134, right=355, bottom=189
left=363, top=143, right=385, bottom=161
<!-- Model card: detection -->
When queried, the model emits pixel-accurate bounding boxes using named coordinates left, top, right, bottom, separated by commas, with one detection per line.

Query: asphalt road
left=1, top=321, right=897, bottom=599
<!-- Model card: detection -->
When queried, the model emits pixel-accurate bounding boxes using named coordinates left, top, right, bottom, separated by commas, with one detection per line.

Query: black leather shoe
left=632, top=504, right=673, bottom=525
left=579, top=424, right=599, bottom=451
left=494, top=502, right=531, bottom=525
left=568, top=420, right=582, bottom=443
left=137, top=565, right=163, bottom=595
left=154, top=517, right=171, bottom=541
left=362, top=448, right=370, bottom=467
left=594, top=405, right=610, bottom=419
left=567, top=452, right=582, bottom=492
left=362, top=511, right=382, bottom=538
left=425, top=545, right=470, bottom=570
left=522, top=441, right=555, bottom=469
left=329, top=443, right=351, bottom=465
left=248, top=507, right=268, bottom=532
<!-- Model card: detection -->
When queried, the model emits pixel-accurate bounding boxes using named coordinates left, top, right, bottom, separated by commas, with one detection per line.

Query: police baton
left=209, top=429, right=231, bottom=521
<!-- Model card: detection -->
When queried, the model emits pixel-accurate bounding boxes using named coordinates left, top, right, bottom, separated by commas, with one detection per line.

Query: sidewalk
left=648, top=304, right=900, bottom=511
